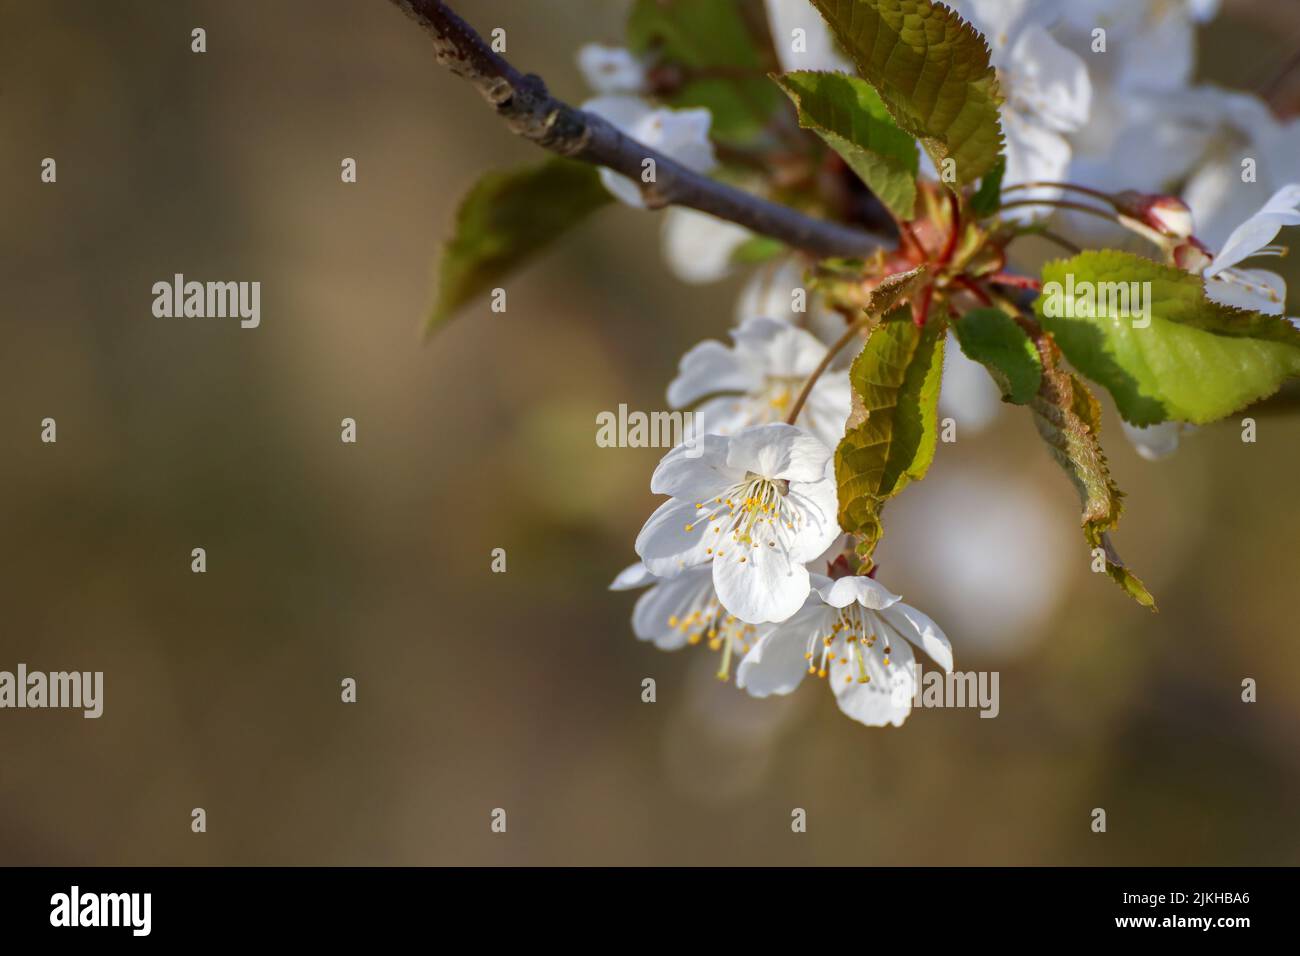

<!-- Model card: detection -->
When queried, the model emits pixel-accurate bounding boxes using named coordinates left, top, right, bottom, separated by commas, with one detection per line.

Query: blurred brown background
left=0, top=0, right=1297, bottom=865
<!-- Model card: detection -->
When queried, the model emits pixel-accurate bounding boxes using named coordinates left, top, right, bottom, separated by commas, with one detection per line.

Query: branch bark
left=387, top=0, right=887, bottom=259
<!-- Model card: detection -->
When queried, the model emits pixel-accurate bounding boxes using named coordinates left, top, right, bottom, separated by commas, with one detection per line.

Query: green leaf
left=430, top=159, right=610, bottom=335
left=809, top=0, right=1004, bottom=186
left=773, top=71, right=918, bottom=220
left=835, top=308, right=946, bottom=562
left=970, top=157, right=1005, bottom=217
left=627, top=0, right=779, bottom=144
left=951, top=307, right=1042, bottom=404
left=1036, top=250, right=1300, bottom=425
left=1030, top=335, right=1155, bottom=609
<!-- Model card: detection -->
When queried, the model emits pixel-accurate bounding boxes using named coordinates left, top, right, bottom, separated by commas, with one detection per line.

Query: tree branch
left=387, top=0, right=887, bottom=259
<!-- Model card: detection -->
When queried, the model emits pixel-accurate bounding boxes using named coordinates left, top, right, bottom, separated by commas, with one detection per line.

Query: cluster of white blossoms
left=612, top=424, right=953, bottom=729
left=581, top=0, right=1298, bottom=727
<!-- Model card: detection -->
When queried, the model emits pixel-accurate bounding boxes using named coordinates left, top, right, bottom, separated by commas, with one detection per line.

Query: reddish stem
left=912, top=283, right=935, bottom=328
left=952, top=275, right=993, bottom=306
left=988, top=272, right=1042, bottom=292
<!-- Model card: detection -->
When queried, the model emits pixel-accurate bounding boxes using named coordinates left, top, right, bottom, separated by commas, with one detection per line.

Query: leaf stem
left=997, top=198, right=1120, bottom=224
left=1015, top=228, right=1083, bottom=255
left=1001, top=181, right=1115, bottom=205
left=785, top=315, right=873, bottom=426
left=780, top=314, right=873, bottom=426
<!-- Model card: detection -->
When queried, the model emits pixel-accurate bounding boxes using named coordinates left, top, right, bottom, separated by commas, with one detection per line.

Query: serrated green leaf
left=970, top=157, right=1005, bottom=217
left=809, top=0, right=1004, bottom=186
left=1036, top=250, right=1300, bottom=425
left=627, top=0, right=779, bottom=144
left=430, top=159, right=610, bottom=335
left=835, top=309, right=946, bottom=562
left=952, top=307, right=1041, bottom=404
left=773, top=71, right=918, bottom=220
left=1030, top=335, right=1155, bottom=609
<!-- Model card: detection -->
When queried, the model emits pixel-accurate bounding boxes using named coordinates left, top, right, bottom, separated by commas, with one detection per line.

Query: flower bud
left=1114, top=191, right=1195, bottom=240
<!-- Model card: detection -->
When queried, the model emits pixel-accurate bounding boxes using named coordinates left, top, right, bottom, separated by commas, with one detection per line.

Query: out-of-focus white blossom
left=763, top=0, right=854, bottom=73
left=668, top=316, right=851, bottom=452
left=581, top=96, right=717, bottom=208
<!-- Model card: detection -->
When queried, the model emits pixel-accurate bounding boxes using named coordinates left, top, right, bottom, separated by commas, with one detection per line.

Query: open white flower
left=577, top=44, right=645, bottom=95
left=1199, top=184, right=1300, bottom=315
left=1122, top=184, right=1299, bottom=461
left=610, top=562, right=770, bottom=679
left=736, top=573, right=953, bottom=728
left=581, top=96, right=717, bottom=208
left=634, top=423, right=841, bottom=625
left=668, top=316, right=851, bottom=451
left=1168, top=183, right=1299, bottom=316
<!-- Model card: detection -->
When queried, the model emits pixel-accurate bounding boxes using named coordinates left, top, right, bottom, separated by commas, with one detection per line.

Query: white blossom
left=576, top=44, right=645, bottom=95
left=581, top=96, right=717, bottom=208
left=634, top=423, right=841, bottom=625
left=667, top=316, right=851, bottom=451
left=736, top=573, right=952, bottom=728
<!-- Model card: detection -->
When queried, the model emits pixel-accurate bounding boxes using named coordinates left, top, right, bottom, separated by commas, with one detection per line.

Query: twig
left=386, top=0, right=886, bottom=259
left=785, top=315, right=872, bottom=425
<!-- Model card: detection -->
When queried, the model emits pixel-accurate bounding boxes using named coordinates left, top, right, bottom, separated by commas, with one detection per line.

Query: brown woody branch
left=386, top=0, right=887, bottom=259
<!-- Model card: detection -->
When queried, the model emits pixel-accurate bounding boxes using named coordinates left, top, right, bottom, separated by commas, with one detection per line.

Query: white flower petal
left=730, top=317, right=828, bottom=379
left=688, top=394, right=757, bottom=440
left=1206, top=183, right=1300, bottom=276
left=633, top=107, right=717, bottom=175
left=667, top=339, right=758, bottom=408
left=1008, top=26, right=1091, bottom=133
left=814, top=575, right=902, bottom=610
left=635, top=498, right=717, bottom=577
left=609, top=562, right=654, bottom=591
left=631, top=568, right=714, bottom=649
left=1205, top=268, right=1287, bottom=316
left=880, top=602, right=953, bottom=673
left=724, top=422, right=831, bottom=483
left=582, top=98, right=716, bottom=208
left=577, top=44, right=645, bottom=95
left=735, top=604, right=824, bottom=696
left=661, top=208, right=753, bottom=285
left=712, top=540, right=811, bottom=624
left=784, top=475, right=842, bottom=564
left=802, top=372, right=851, bottom=450
left=999, top=110, right=1072, bottom=225
left=763, top=0, right=854, bottom=73
left=830, top=636, right=916, bottom=728
left=649, top=434, right=741, bottom=500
